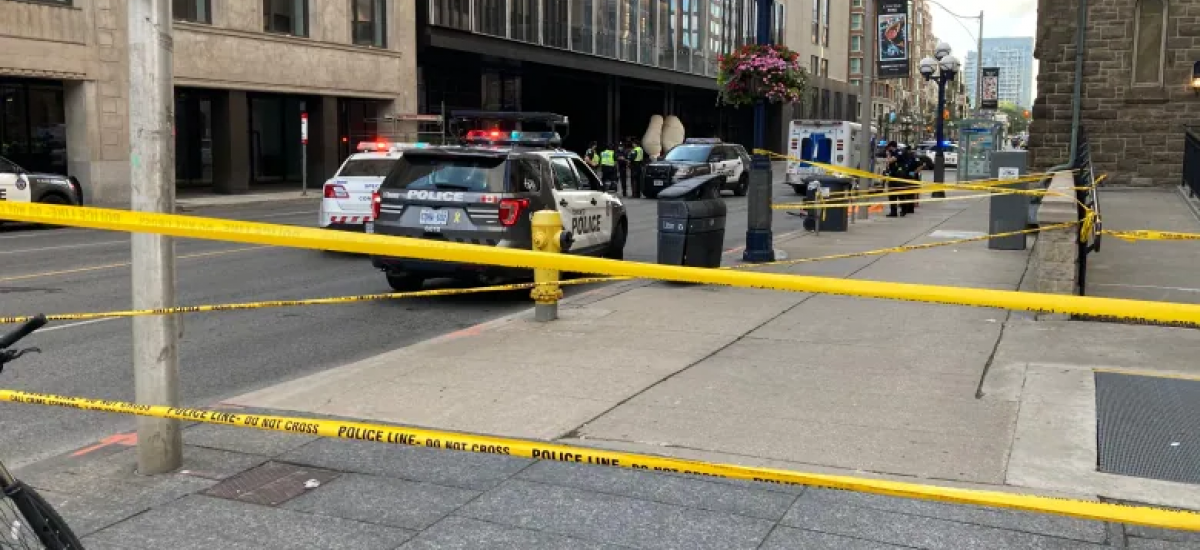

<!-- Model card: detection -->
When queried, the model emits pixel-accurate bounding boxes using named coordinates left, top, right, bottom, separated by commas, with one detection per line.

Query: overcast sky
left=927, top=0, right=1039, bottom=96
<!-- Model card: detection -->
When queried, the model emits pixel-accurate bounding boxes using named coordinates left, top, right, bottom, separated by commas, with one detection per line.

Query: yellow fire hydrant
left=530, top=210, right=570, bottom=322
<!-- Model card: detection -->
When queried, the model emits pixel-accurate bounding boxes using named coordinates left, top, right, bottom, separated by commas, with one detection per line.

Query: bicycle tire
left=0, top=481, right=83, bottom=549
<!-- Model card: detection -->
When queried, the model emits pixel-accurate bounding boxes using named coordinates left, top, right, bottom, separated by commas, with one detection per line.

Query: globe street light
left=919, top=44, right=961, bottom=198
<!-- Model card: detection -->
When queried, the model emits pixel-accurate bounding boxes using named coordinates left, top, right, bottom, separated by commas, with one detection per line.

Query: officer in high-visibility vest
left=584, top=141, right=600, bottom=168
left=629, top=138, right=646, bottom=199
left=599, top=144, right=618, bottom=192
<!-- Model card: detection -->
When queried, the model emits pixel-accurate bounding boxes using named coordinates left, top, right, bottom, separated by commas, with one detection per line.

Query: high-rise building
left=965, top=37, right=1035, bottom=109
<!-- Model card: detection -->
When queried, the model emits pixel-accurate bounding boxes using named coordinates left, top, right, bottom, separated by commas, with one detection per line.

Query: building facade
left=1030, top=0, right=1195, bottom=186
left=0, top=0, right=417, bottom=205
left=965, top=37, right=1035, bottom=109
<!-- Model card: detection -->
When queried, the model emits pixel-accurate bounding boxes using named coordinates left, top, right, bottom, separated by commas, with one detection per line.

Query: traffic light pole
left=743, top=0, right=776, bottom=263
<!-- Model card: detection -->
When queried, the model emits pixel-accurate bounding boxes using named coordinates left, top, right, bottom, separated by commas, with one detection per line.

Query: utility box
left=988, top=151, right=1029, bottom=250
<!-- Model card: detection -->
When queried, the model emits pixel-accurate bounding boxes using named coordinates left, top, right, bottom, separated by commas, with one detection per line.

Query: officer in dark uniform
left=629, top=139, right=646, bottom=198
left=886, top=143, right=921, bottom=217
left=615, top=139, right=631, bottom=197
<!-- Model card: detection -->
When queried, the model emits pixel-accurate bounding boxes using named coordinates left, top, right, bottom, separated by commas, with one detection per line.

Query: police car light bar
left=356, top=141, right=429, bottom=152
left=463, top=130, right=561, bottom=146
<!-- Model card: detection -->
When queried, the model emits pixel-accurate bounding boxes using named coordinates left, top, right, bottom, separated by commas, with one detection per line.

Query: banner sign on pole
left=300, top=113, right=309, bottom=145
left=981, top=68, right=1000, bottom=110
left=876, top=0, right=911, bottom=80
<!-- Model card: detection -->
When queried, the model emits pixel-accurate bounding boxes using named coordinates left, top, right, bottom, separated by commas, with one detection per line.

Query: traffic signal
left=1023, top=110, right=1031, bottom=119
left=943, top=109, right=950, bottom=120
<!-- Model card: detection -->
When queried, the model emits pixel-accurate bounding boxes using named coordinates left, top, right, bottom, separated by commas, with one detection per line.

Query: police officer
left=615, top=139, right=631, bottom=197
left=584, top=141, right=600, bottom=168
left=885, top=143, right=921, bottom=217
left=599, top=144, right=618, bottom=192
left=629, top=138, right=646, bottom=199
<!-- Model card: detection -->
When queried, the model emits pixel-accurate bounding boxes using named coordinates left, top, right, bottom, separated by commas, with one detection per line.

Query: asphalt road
left=0, top=185, right=808, bottom=468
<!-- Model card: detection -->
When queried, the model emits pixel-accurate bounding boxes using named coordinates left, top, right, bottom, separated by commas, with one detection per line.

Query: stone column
left=211, top=90, right=251, bottom=194
left=306, top=96, right=340, bottom=184
left=64, top=80, right=100, bottom=205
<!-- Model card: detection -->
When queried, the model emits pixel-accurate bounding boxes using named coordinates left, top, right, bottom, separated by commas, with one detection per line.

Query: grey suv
left=369, top=117, right=627, bottom=291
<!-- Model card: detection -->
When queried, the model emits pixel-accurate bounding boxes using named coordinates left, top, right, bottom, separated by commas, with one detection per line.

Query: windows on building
left=852, top=0, right=862, bottom=7
left=850, top=13, right=862, bottom=30
left=351, top=0, right=386, bottom=47
left=821, top=0, right=829, bottom=47
left=820, top=58, right=828, bottom=77
left=476, top=0, right=506, bottom=36
left=811, top=55, right=820, bottom=75
left=572, top=0, right=596, bottom=54
left=850, top=58, right=862, bottom=75
left=850, top=79, right=861, bottom=87
left=511, top=0, right=540, bottom=42
left=263, top=0, right=307, bottom=37
left=851, top=35, right=862, bottom=52
left=0, top=80, right=66, bottom=177
left=1133, top=0, right=1166, bottom=86
left=430, top=0, right=471, bottom=31
left=174, top=0, right=211, bottom=23
left=811, top=0, right=820, bottom=44
left=544, top=0, right=570, bottom=48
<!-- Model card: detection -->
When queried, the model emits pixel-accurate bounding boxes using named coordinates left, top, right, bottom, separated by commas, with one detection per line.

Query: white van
left=785, top=120, right=876, bottom=194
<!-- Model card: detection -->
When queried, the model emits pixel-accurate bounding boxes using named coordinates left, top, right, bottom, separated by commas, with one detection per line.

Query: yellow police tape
left=0, top=201, right=1197, bottom=327
left=774, top=192, right=994, bottom=210
left=1101, top=229, right=1200, bottom=242
left=0, top=388, right=1195, bottom=531
left=0, top=277, right=621, bottom=324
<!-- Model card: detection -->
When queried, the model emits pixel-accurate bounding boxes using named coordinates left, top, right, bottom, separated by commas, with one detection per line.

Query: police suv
left=642, top=138, right=750, bottom=198
left=368, top=112, right=627, bottom=291
left=0, top=155, right=83, bottom=220
left=319, top=141, right=427, bottom=230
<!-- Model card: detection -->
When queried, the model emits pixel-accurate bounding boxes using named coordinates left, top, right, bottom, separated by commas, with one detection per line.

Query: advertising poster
left=981, top=67, right=1000, bottom=110
left=877, top=0, right=910, bottom=79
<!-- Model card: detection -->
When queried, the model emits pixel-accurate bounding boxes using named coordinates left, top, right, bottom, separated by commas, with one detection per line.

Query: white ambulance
left=318, top=141, right=428, bottom=230
left=784, top=120, right=876, bottom=194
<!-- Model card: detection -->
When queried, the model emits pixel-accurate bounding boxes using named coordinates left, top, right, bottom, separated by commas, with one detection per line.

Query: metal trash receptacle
left=805, top=176, right=853, bottom=232
left=988, top=152, right=1029, bottom=250
left=657, top=176, right=727, bottom=268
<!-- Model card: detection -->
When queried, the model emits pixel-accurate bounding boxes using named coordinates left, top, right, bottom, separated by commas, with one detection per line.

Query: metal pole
left=975, top=11, right=984, bottom=116
left=129, top=0, right=181, bottom=475
left=858, top=0, right=876, bottom=220
left=932, top=75, right=947, bottom=196
left=300, top=108, right=308, bottom=196
left=743, top=0, right=775, bottom=263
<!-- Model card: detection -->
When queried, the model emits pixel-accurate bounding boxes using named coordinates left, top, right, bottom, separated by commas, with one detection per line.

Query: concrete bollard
left=530, top=210, right=568, bottom=322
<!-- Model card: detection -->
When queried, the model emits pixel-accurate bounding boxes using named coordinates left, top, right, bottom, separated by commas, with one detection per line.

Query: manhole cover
left=204, top=461, right=340, bottom=506
left=1096, top=372, right=1200, bottom=485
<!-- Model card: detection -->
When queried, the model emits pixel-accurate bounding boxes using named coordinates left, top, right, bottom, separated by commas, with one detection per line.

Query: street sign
left=998, top=167, right=1019, bottom=180
left=300, top=113, right=309, bottom=145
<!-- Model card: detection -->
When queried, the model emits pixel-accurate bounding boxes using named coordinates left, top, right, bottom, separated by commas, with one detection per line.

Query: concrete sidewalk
left=16, top=188, right=1200, bottom=548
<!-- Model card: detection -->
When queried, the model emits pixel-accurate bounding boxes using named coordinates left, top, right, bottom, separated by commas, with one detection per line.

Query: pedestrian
left=616, top=139, right=631, bottom=197
left=584, top=141, right=600, bottom=168
left=885, top=143, right=921, bottom=217
left=629, top=138, right=646, bottom=199
left=599, top=143, right=618, bottom=193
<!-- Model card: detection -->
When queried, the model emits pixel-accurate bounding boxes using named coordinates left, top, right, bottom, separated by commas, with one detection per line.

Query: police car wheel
left=386, top=273, right=425, bottom=292
left=605, top=219, right=628, bottom=260
left=734, top=174, right=750, bottom=197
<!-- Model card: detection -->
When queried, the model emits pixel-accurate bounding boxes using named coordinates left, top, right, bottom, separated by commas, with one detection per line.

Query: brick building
left=1030, top=0, right=1196, bottom=186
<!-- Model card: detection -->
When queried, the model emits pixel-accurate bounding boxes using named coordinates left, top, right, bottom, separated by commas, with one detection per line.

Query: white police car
left=318, top=141, right=428, bottom=230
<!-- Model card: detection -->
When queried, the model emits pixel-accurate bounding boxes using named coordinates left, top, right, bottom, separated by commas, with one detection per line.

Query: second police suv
left=368, top=112, right=628, bottom=291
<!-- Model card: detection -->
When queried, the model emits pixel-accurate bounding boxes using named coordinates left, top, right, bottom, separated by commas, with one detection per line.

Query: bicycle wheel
left=0, top=481, right=83, bottom=549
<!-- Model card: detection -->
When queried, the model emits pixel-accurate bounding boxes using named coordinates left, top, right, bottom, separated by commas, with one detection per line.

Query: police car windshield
left=338, top=158, right=396, bottom=177
left=385, top=156, right=508, bottom=192
left=664, top=145, right=711, bottom=163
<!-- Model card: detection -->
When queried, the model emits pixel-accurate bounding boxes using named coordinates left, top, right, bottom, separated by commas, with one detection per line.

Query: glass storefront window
left=430, top=0, right=471, bottom=31
left=659, top=0, right=675, bottom=69
left=1, top=80, right=66, bottom=176
left=543, top=0, right=569, bottom=48
left=708, top=0, right=723, bottom=76
left=476, top=0, right=505, bottom=37
left=639, top=0, right=655, bottom=65
left=597, top=0, right=618, bottom=58
left=571, top=0, right=595, bottom=54
left=618, top=0, right=638, bottom=62
left=510, top=0, right=538, bottom=42
left=687, top=0, right=704, bottom=75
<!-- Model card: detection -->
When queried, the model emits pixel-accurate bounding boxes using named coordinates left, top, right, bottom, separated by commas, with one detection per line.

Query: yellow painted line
left=1094, top=367, right=1200, bottom=382
left=0, top=202, right=1198, bottom=328
left=0, top=246, right=269, bottom=283
left=0, top=389, right=1197, bottom=531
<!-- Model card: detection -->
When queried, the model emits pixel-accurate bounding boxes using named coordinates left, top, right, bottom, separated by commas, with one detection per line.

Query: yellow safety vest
left=633, top=146, right=644, bottom=162
left=600, top=150, right=616, bottom=166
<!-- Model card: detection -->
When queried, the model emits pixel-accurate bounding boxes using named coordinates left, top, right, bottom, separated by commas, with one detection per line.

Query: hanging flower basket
left=717, top=44, right=808, bottom=108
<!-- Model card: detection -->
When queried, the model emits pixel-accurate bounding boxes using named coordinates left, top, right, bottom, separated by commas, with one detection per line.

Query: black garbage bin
left=657, top=176, right=727, bottom=268
left=804, top=176, right=854, bottom=232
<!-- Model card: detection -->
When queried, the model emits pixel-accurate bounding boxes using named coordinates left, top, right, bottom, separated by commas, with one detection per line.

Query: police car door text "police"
left=572, top=214, right=603, bottom=235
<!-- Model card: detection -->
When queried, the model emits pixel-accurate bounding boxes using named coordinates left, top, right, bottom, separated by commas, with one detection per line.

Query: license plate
left=654, top=179, right=665, bottom=187
left=419, top=209, right=449, bottom=225
left=364, top=222, right=374, bottom=234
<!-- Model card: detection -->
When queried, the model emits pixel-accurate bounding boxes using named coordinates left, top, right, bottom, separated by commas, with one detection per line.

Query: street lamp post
left=919, top=42, right=961, bottom=199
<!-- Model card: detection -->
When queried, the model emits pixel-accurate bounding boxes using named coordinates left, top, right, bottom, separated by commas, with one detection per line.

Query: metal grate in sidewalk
left=1095, top=371, right=1200, bottom=485
left=204, top=461, right=340, bottom=506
